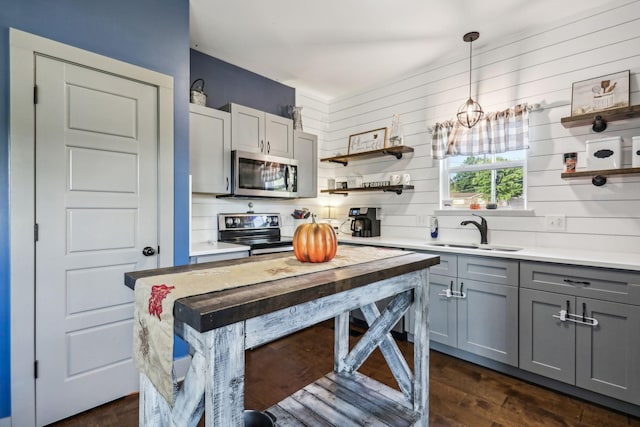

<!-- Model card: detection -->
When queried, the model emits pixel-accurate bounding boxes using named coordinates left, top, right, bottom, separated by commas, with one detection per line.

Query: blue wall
left=190, top=49, right=295, bottom=117
left=0, top=0, right=190, bottom=417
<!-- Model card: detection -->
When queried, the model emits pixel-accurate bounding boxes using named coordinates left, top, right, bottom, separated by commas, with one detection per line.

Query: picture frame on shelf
left=571, top=70, right=630, bottom=116
left=347, top=127, right=388, bottom=155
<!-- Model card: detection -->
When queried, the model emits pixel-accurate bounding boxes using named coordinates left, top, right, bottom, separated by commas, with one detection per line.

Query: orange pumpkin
left=293, top=216, right=337, bottom=263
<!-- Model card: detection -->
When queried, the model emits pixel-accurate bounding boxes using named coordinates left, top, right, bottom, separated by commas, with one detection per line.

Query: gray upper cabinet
left=293, top=131, right=318, bottom=198
left=223, top=103, right=293, bottom=158
left=189, top=104, right=231, bottom=194
left=520, top=261, right=640, bottom=405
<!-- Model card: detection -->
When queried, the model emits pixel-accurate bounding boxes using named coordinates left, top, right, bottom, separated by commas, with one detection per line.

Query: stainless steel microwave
left=230, top=150, right=298, bottom=198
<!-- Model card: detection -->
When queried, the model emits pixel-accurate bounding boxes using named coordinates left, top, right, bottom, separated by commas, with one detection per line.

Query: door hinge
left=34, top=360, right=39, bottom=379
left=34, top=85, right=38, bottom=105
left=34, top=223, right=39, bottom=242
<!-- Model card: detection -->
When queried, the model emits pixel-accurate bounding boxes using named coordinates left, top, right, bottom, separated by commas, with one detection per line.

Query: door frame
left=9, top=28, right=175, bottom=426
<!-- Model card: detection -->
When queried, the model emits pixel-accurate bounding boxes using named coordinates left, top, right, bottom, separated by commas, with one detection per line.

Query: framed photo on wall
left=348, top=127, right=388, bottom=155
left=571, top=70, right=630, bottom=116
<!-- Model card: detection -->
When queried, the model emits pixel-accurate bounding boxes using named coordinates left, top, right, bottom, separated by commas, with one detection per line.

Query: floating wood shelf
left=320, top=145, right=414, bottom=166
left=321, top=185, right=414, bottom=195
left=560, top=105, right=640, bottom=130
left=561, top=167, right=640, bottom=186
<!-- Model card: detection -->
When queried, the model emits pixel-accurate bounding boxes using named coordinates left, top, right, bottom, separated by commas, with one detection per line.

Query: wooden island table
left=125, top=247, right=438, bottom=426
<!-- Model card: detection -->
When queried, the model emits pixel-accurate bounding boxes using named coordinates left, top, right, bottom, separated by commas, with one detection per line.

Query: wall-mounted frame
left=571, top=70, right=630, bottom=116
left=348, top=127, right=388, bottom=155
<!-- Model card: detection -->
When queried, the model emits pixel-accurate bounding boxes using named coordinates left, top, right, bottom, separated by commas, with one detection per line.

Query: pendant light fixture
left=457, top=31, right=484, bottom=128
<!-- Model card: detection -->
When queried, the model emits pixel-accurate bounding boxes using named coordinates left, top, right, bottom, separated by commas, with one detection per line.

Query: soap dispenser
left=430, top=216, right=439, bottom=239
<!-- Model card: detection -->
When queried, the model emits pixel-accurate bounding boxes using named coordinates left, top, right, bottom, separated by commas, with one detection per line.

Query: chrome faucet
left=461, top=214, right=488, bottom=244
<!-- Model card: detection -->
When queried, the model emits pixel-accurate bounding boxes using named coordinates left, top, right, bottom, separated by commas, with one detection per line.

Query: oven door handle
left=250, top=245, right=294, bottom=256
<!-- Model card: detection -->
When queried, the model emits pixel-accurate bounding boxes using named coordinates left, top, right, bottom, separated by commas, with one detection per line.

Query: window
left=440, top=149, right=526, bottom=209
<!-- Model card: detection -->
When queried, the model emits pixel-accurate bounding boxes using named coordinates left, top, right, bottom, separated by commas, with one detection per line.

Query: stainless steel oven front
left=218, top=213, right=293, bottom=255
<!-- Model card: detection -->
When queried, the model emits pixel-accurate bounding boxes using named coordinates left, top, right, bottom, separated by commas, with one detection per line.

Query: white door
left=34, top=55, right=159, bottom=425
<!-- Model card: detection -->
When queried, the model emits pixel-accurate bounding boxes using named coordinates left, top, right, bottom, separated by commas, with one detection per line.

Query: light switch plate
left=416, top=215, right=429, bottom=226
left=545, top=215, right=566, bottom=231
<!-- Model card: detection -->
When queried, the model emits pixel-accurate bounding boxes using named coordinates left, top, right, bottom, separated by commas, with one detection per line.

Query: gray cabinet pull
left=563, top=278, right=591, bottom=285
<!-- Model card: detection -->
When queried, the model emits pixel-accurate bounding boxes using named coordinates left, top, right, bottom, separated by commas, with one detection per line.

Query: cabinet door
left=265, top=112, right=293, bottom=157
left=189, top=105, right=231, bottom=194
left=229, top=103, right=265, bottom=153
left=428, top=274, right=457, bottom=347
left=576, top=298, right=640, bottom=404
left=519, top=288, right=575, bottom=384
left=293, top=131, right=317, bottom=198
left=457, top=279, right=519, bottom=366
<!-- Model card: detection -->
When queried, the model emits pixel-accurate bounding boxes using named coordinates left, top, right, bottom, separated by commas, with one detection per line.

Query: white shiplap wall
left=301, top=0, right=640, bottom=254
left=193, top=0, right=640, bottom=255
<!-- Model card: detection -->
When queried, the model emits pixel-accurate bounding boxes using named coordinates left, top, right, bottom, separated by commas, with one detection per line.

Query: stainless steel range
left=218, top=213, right=293, bottom=255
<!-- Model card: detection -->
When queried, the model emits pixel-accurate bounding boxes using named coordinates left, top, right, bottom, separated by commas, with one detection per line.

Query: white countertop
left=190, top=241, right=250, bottom=257
left=190, top=235, right=640, bottom=272
left=335, top=235, right=640, bottom=272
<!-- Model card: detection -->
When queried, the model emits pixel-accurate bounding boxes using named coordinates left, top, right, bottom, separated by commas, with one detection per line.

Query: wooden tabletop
left=125, top=249, right=439, bottom=332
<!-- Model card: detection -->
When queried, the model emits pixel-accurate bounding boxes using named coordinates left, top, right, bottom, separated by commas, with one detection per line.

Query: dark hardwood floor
left=50, top=321, right=639, bottom=426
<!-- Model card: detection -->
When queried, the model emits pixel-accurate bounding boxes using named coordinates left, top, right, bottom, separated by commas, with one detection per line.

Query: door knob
left=142, top=246, right=156, bottom=256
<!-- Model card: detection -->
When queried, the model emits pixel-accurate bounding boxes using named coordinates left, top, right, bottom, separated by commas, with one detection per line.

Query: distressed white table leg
left=205, top=321, right=245, bottom=427
left=139, top=373, right=171, bottom=427
left=360, top=297, right=413, bottom=398
left=412, top=268, right=430, bottom=426
left=172, top=351, right=206, bottom=427
left=334, top=312, right=350, bottom=373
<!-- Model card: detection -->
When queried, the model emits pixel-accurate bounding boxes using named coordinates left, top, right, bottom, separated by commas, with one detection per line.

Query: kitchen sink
left=425, top=242, right=523, bottom=252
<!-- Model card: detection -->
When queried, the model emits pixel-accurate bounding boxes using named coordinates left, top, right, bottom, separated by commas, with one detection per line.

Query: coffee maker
left=349, top=207, right=381, bottom=237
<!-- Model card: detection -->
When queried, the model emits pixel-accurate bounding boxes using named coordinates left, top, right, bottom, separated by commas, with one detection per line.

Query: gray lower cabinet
left=293, top=131, right=318, bottom=198
left=520, top=261, right=640, bottom=405
left=457, top=277, right=519, bottom=366
left=421, top=253, right=519, bottom=366
left=519, top=288, right=576, bottom=384
left=428, top=273, right=457, bottom=346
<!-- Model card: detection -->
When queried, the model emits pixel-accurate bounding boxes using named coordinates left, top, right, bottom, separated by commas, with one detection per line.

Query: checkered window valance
left=431, top=103, right=530, bottom=160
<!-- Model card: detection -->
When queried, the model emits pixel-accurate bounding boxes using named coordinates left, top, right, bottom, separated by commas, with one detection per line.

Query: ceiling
left=190, top=0, right=619, bottom=100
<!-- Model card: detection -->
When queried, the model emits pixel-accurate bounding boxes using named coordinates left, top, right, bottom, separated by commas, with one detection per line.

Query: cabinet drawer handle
left=260, top=140, right=264, bottom=151
left=563, top=278, right=591, bottom=286
left=225, top=177, right=229, bottom=191
left=267, top=141, right=270, bottom=153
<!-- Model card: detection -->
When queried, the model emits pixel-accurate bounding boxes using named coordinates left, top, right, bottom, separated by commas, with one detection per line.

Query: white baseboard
left=0, top=416, right=11, bottom=427
left=173, top=355, right=192, bottom=383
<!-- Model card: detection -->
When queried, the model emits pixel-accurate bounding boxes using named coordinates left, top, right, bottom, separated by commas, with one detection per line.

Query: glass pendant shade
left=457, top=97, right=483, bottom=128
left=457, top=31, right=484, bottom=128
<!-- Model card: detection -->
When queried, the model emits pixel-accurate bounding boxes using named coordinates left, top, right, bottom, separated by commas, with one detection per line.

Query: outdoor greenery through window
left=441, top=150, right=526, bottom=209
